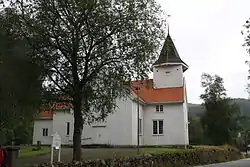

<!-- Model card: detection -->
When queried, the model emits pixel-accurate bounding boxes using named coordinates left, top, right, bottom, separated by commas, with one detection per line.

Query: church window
left=156, top=105, right=163, bottom=112
left=160, top=105, right=163, bottom=111
left=165, top=71, right=170, bottom=74
left=66, top=122, right=70, bottom=135
left=153, top=120, right=164, bottom=135
left=156, top=105, right=159, bottom=111
left=42, top=128, right=48, bottom=136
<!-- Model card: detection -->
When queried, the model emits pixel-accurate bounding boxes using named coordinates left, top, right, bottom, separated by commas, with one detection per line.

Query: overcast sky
left=155, top=0, right=250, bottom=104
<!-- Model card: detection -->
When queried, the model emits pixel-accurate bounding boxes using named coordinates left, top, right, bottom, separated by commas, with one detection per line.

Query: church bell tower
left=153, top=33, right=188, bottom=89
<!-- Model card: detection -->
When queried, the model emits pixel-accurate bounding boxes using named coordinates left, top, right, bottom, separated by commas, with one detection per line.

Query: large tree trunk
left=72, top=90, right=83, bottom=161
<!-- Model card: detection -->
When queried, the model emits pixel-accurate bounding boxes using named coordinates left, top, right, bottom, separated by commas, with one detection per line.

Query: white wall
left=143, top=103, right=186, bottom=145
left=153, top=65, right=183, bottom=88
left=33, top=99, right=188, bottom=146
left=82, top=97, right=134, bottom=145
left=183, top=77, right=189, bottom=145
left=36, top=97, right=134, bottom=146
left=52, top=109, right=75, bottom=145
left=52, top=109, right=95, bottom=145
left=131, top=100, right=144, bottom=145
left=32, top=119, right=53, bottom=145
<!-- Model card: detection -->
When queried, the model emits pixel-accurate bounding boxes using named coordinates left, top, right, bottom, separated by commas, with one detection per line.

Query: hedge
left=38, top=145, right=242, bottom=167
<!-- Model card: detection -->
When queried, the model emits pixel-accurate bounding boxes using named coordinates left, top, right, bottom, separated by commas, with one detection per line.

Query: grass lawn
left=19, top=146, right=51, bottom=159
left=17, top=147, right=183, bottom=161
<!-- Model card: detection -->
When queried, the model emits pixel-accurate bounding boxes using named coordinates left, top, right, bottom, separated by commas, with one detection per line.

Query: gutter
left=35, top=117, right=53, bottom=120
left=146, top=100, right=184, bottom=105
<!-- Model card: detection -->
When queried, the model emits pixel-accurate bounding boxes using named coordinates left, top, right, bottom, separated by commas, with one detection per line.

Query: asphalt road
left=196, top=158, right=250, bottom=167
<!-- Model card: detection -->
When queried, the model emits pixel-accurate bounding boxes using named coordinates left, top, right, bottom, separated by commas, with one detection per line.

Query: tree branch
left=50, top=67, right=73, bottom=88
left=81, top=58, right=120, bottom=86
left=47, top=74, right=69, bottom=94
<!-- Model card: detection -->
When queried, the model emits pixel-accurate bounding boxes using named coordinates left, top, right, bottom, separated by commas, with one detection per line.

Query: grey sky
left=156, top=0, right=250, bottom=104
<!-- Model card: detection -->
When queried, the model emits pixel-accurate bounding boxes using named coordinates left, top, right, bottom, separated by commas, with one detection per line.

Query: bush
left=38, top=145, right=241, bottom=167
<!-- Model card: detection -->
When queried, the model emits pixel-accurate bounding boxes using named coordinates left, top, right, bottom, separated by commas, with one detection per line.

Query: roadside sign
left=51, top=132, right=62, bottom=165
left=52, top=132, right=61, bottom=149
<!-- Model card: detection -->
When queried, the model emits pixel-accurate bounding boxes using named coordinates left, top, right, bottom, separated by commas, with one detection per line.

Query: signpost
left=51, top=132, right=61, bottom=165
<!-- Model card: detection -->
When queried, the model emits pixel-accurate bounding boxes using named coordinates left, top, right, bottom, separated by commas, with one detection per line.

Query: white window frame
left=156, top=105, right=164, bottom=112
left=42, top=128, right=48, bottom=136
left=159, top=105, right=163, bottom=112
left=152, top=120, right=164, bottom=135
left=156, top=105, right=159, bottom=112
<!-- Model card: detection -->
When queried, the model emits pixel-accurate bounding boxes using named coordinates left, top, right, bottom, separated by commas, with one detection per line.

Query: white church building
left=32, top=33, right=190, bottom=146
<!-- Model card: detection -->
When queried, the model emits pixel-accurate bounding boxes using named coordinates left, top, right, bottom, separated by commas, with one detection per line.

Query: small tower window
left=156, top=105, right=159, bottom=112
left=160, top=105, right=163, bottom=111
left=165, top=71, right=170, bottom=75
left=156, top=105, right=163, bottom=112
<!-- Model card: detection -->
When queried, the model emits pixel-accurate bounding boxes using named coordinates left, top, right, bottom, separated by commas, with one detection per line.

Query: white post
left=184, top=127, right=187, bottom=149
left=184, top=122, right=188, bottom=149
left=58, top=148, right=61, bottom=162
left=50, top=146, right=54, bottom=165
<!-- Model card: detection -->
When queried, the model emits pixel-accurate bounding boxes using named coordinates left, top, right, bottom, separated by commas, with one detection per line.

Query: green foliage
left=200, top=73, right=241, bottom=145
left=188, top=103, right=203, bottom=117
left=189, top=116, right=204, bottom=145
left=8, top=0, right=167, bottom=120
left=5, top=0, right=167, bottom=160
left=200, top=73, right=226, bottom=102
left=0, top=8, right=44, bottom=145
left=36, top=146, right=241, bottom=167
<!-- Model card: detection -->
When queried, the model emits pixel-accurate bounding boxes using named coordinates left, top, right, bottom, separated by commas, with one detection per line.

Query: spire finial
left=167, top=14, right=171, bottom=35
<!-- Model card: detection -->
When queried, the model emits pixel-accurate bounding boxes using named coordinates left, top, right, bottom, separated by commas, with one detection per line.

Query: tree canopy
left=0, top=8, right=44, bottom=144
left=200, top=73, right=241, bottom=145
left=4, top=0, right=167, bottom=160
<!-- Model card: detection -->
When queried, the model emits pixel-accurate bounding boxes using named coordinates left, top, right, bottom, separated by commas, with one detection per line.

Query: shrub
left=37, top=145, right=241, bottom=167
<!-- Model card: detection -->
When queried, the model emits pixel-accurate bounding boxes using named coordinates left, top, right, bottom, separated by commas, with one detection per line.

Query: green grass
left=19, top=146, right=51, bottom=158
left=17, top=146, right=183, bottom=160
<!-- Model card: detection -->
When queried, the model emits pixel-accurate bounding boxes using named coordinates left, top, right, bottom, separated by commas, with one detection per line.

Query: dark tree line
left=189, top=73, right=250, bottom=149
left=0, top=8, right=44, bottom=145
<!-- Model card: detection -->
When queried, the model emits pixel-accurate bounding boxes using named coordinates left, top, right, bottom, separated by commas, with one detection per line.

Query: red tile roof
left=40, top=110, right=53, bottom=119
left=37, top=100, right=72, bottom=119
left=131, top=79, right=184, bottom=103
left=38, top=80, right=184, bottom=119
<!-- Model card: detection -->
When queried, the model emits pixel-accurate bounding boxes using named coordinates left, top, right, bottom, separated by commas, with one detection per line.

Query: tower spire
left=153, top=13, right=189, bottom=72
left=167, top=14, right=171, bottom=36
